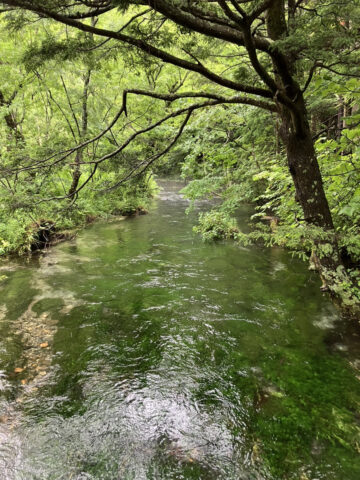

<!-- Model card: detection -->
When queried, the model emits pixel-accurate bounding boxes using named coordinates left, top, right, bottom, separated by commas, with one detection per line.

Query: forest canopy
left=0, top=1, right=359, bottom=312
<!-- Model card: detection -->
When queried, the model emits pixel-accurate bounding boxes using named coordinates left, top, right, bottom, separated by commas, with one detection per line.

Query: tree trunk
left=264, top=1, right=359, bottom=310
left=68, top=150, right=82, bottom=199
left=0, top=89, right=24, bottom=144
left=284, top=124, right=343, bottom=282
left=285, top=128, right=333, bottom=230
left=279, top=101, right=360, bottom=310
left=68, top=69, right=91, bottom=199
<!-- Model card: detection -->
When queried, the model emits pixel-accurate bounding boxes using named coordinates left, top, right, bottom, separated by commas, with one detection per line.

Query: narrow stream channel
left=0, top=179, right=359, bottom=480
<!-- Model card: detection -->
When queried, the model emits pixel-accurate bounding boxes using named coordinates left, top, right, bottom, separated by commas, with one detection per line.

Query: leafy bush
left=194, top=210, right=239, bottom=241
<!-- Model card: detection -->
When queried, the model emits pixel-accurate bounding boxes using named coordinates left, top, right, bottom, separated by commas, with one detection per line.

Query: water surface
left=0, top=180, right=359, bottom=480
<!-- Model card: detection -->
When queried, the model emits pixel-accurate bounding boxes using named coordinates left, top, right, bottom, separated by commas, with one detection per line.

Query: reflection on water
left=0, top=179, right=359, bottom=480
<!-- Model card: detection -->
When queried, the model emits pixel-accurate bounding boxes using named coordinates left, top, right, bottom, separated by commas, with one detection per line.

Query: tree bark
left=0, top=89, right=24, bottom=143
left=282, top=115, right=334, bottom=230
left=263, top=1, right=358, bottom=303
left=68, top=68, right=91, bottom=199
left=277, top=85, right=343, bottom=272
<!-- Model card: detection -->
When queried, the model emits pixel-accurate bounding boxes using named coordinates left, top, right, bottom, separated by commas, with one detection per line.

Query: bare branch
left=60, top=75, right=81, bottom=138
left=217, top=0, right=243, bottom=25
left=99, top=109, right=194, bottom=193
left=122, top=89, right=277, bottom=112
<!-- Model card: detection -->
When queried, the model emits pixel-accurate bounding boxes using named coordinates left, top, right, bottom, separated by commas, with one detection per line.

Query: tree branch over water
left=0, top=90, right=275, bottom=177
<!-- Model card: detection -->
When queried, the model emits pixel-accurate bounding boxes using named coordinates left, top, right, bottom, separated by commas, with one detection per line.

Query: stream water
left=0, top=179, right=359, bottom=480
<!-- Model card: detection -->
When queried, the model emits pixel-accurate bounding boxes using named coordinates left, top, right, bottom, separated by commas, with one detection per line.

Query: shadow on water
left=0, top=179, right=359, bottom=480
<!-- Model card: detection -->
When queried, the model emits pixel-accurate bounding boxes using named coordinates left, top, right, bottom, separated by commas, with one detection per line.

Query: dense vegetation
left=0, top=1, right=359, bottom=313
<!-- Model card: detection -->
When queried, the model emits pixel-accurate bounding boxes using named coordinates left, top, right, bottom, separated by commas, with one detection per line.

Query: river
left=0, top=179, right=359, bottom=480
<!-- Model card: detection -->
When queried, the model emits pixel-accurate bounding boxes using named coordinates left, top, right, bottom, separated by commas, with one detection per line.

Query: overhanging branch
left=1, top=0, right=274, bottom=98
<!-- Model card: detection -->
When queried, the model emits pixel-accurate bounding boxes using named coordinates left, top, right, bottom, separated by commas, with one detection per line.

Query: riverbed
left=0, top=179, right=359, bottom=479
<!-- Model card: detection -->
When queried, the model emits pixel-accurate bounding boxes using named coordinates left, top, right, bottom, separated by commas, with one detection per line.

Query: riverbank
left=0, top=189, right=153, bottom=258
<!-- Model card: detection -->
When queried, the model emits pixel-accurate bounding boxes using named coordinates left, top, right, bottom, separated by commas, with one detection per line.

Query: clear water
left=0, top=180, right=359, bottom=480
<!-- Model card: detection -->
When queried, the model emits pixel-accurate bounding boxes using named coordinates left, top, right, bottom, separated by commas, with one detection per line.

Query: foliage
left=0, top=174, right=155, bottom=255
left=0, top=14, right=165, bottom=255
left=0, top=1, right=359, bottom=477
left=194, top=210, right=239, bottom=241
left=0, top=1, right=359, bottom=307
left=178, top=74, right=360, bottom=303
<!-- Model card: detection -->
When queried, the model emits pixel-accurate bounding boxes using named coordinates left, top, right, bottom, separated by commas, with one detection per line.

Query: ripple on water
left=0, top=180, right=359, bottom=480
